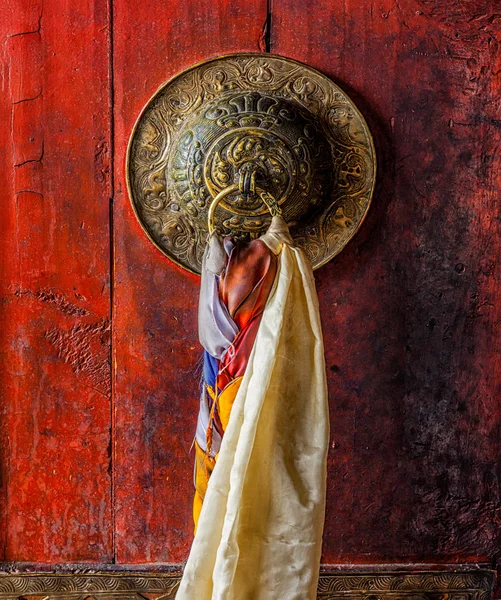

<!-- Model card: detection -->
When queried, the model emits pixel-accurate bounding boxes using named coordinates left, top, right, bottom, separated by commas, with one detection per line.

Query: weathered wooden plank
left=0, top=0, right=113, bottom=561
left=112, top=0, right=269, bottom=563
left=273, top=0, right=501, bottom=568
left=3, top=0, right=499, bottom=575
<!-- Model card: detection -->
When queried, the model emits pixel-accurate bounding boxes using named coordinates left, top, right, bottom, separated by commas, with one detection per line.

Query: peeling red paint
left=46, top=319, right=111, bottom=397
left=0, top=0, right=112, bottom=562
left=111, top=0, right=501, bottom=575
left=0, top=0, right=500, bottom=585
left=94, top=138, right=110, bottom=185
left=14, top=287, right=90, bottom=317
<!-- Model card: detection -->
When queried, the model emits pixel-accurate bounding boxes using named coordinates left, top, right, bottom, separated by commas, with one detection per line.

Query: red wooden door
left=1, top=0, right=500, bottom=590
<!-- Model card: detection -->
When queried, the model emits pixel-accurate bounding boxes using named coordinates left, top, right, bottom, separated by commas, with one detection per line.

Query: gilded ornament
left=127, top=53, right=376, bottom=274
left=0, top=569, right=493, bottom=599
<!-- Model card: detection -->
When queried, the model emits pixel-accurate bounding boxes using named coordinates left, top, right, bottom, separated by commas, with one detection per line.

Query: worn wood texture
left=273, top=0, right=501, bottom=572
left=112, top=0, right=268, bottom=563
left=1, top=0, right=500, bottom=586
left=0, top=0, right=113, bottom=561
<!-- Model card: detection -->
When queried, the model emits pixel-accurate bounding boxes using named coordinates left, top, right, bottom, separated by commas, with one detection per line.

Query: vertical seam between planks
left=108, top=0, right=116, bottom=564
left=266, top=0, right=272, bottom=53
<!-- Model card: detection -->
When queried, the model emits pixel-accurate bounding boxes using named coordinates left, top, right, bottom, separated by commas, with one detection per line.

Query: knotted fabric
left=180, top=218, right=329, bottom=600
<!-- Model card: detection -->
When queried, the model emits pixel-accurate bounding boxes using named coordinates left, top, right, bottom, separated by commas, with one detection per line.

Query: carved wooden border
left=0, top=569, right=494, bottom=599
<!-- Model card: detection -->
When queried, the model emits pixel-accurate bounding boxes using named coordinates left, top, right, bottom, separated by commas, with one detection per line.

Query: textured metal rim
left=126, top=52, right=377, bottom=275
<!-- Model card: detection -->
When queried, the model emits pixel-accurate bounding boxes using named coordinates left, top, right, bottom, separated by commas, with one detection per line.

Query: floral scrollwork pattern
left=127, top=53, right=376, bottom=274
left=0, top=569, right=493, bottom=599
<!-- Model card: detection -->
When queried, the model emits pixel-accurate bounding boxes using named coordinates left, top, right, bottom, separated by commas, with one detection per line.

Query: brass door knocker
left=127, top=53, right=376, bottom=273
left=208, top=185, right=282, bottom=235
left=208, top=160, right=282, bottom=235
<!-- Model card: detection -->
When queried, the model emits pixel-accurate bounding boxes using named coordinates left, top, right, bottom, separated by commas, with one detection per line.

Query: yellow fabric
left=205, top=384, right=218, bottom=455
left=193, top=378, right=243, bottom=530
left=179, top=244, right=329, bottom=600
left=193, top=439, right=216, bottom=532
left=218, top=376, right=243, bottom=431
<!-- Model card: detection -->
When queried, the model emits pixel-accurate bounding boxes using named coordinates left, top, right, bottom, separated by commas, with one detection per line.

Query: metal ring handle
left=207, top=185, right=283, bottom=234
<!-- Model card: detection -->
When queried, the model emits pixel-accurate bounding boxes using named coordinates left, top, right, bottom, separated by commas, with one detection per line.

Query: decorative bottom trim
left=0, top=568, right=494, bottom=599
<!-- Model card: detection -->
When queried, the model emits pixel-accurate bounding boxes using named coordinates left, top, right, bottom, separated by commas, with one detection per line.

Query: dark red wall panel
left=112, top=0, right=268, bottom=563
left=0, top=0, right=499, bottom=579
left=0, top=0, right=113, bottom=562
left=273, top=0, right=501, bottom=568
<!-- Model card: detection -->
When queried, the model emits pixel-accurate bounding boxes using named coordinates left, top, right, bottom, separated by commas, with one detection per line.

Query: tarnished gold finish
left=0, top=569, right=494, bottom=600
left=208, top=185, right=282, bottom=234
left=127, top=53, right=376, bottom=274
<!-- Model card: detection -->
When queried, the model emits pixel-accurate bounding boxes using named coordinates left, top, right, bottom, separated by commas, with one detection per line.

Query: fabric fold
left=178, top=245, right=329, bottom=600
left=198, top=234, right=239, bottom=361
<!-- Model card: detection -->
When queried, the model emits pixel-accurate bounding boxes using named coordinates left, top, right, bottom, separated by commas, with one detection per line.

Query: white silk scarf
left=178, top=243, right=329, bottom=600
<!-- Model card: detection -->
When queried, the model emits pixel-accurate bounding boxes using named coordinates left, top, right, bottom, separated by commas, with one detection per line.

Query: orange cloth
left=193, top=439, right=216, bottom=533
left=194, top=238, right=277, bottom=530
left=193, top=377, right=243, bottom=530
left=217, top=376, right=243, bottom=432
left=179, top=241, right=329, bottom=600
left=217, top=239, right=277, bottom=391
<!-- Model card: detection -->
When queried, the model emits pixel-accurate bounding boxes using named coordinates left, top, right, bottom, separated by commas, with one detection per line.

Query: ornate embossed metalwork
left=127, top=53, right=376, bottom=274
left=0, top=569, right=494, bottom=599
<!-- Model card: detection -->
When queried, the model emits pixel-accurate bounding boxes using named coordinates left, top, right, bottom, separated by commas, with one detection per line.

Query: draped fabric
left=183, top=217, right=329, bottom=599
left=193, top=223, right=281, bottom=524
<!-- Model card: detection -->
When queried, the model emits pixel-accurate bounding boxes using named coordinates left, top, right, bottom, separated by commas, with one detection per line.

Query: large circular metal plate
left=127, top=53, right=376, bottom=274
